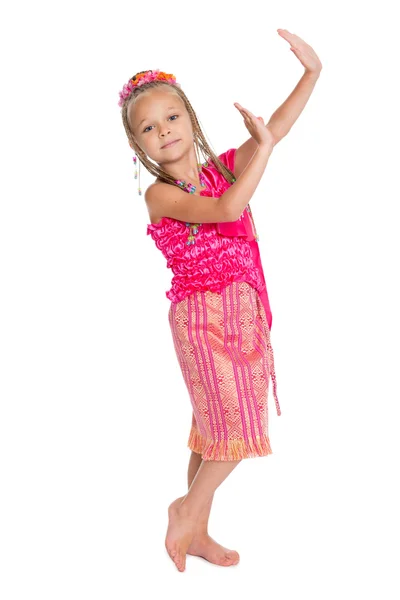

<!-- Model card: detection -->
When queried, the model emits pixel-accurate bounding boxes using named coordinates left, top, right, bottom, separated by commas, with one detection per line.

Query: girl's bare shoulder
left=145, top=179, right=168, bottom=225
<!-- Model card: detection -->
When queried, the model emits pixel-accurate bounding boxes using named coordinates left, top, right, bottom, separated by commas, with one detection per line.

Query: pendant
left=185, top=223, right=202, bottom=245
left=175, top=164, right=206, bottom=245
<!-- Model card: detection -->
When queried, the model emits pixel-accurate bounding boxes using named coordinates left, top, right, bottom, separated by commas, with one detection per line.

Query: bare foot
left=187, top=534, right=240, bottom=566
left=167, top=496, right=240, bottom=567
left=165, top=497, right=197, bottom=572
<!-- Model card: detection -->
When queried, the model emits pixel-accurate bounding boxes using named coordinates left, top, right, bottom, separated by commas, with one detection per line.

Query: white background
left=1, top=0, right=399, bottom=597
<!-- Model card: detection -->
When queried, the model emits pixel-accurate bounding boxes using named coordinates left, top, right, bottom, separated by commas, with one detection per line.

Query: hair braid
left=120, top=77, right=236, bottom=190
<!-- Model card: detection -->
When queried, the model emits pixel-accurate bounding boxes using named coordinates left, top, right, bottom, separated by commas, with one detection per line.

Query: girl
left=118, top=30, right=322, bottom=573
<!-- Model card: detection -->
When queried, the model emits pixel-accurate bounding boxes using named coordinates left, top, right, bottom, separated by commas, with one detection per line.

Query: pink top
left=146, top=148, right=274, bottom=330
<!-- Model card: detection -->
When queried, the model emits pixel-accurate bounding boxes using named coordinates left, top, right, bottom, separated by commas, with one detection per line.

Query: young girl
left=118, top=32, right=321, bottom=573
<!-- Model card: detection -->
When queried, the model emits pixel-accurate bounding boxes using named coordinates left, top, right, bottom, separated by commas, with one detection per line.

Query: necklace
left=174, top=162, right=207, bottom=194
left=173, top=162, right=258, bottom=246
left=174, top=162, right=208, bottom=245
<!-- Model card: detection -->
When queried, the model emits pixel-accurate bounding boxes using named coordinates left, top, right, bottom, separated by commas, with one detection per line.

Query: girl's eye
left=143, top=115, right=178, bottom=133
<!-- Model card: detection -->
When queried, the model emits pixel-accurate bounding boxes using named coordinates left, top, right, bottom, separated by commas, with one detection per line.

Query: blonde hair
left=120, top=74, right=236, bottom=189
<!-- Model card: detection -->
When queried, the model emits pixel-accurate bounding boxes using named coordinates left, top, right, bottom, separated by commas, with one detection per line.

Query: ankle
left=194, top=527, right=209, bottom=538
left=177, top=498, right=200, bottom=521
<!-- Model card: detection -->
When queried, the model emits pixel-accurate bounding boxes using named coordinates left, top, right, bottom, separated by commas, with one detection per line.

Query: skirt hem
left=187, top=425, right=273, bottom=461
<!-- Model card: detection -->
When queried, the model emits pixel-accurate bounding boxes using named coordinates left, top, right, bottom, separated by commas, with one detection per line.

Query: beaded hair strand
left=119, top=70, right=236, bottom=194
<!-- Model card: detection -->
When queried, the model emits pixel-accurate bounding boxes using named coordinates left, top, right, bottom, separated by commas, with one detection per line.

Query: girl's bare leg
left=182, top=451, right=240, bottom=565
left=187, top=451, right=213, bottom=532
left=179, top=456, right=240, bottom=517
left=165, top=454, right=241, bottom=571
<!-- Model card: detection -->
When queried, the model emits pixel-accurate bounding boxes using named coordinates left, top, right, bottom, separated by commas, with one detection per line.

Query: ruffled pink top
left=146, top=148, right=274, bottom=331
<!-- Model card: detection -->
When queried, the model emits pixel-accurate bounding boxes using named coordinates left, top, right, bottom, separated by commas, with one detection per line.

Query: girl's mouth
left=162, top=139, right=180, bottom=149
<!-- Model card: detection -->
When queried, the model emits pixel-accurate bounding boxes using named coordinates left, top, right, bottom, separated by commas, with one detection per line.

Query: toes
left=175, top=551, right=185, bottom=571
left=173, top=549, right=181, bottom=567
left=166, top=540, right=188, bottom=571
left=166, top=545, right=179, bottom=564
left=225, top=551, right=240, bottom=565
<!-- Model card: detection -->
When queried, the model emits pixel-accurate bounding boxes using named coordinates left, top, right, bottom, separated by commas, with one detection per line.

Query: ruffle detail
left=147, top=217, right=265, bottom=303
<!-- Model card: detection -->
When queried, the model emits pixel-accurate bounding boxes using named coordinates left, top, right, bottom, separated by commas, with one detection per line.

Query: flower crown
left=118, top=69, right=180, bottom=107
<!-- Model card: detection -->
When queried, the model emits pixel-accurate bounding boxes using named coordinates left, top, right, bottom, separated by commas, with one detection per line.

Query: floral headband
left=118, top=69, right=180, bottom=107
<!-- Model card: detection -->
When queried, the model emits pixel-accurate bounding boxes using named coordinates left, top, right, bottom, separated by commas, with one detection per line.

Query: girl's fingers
left=235, top=105, right=247, bottom=117
left=237, top=108, right=250, bottom=120
left=235, top=103, right=250, bottom=115
left=239, top=107, right=254, bottom=120
left=238, top=105, right=250, bottom=115
left=243, top=108, right=255, bottom=119
left=235, top=103, right=257, bottom=122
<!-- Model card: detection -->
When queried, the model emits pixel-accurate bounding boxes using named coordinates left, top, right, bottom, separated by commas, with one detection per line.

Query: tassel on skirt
left=168, top=281, right=281, bottom=461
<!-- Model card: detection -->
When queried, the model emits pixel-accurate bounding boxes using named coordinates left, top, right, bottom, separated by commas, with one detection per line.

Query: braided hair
left=120, top=74, right=236, bottom=190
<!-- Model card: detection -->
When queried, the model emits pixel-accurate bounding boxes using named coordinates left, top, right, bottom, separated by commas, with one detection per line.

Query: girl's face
left=129, top=89, right=193, bottom=164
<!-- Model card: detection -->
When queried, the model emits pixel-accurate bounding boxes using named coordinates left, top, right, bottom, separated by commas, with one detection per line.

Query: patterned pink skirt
left=168, top=281, right=281, bottom=461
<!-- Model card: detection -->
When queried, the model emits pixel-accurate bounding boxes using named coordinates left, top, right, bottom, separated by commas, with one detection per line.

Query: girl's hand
left=277, top=28, right=322, bottom=75
left=234, top=103, right=274, bottom=149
